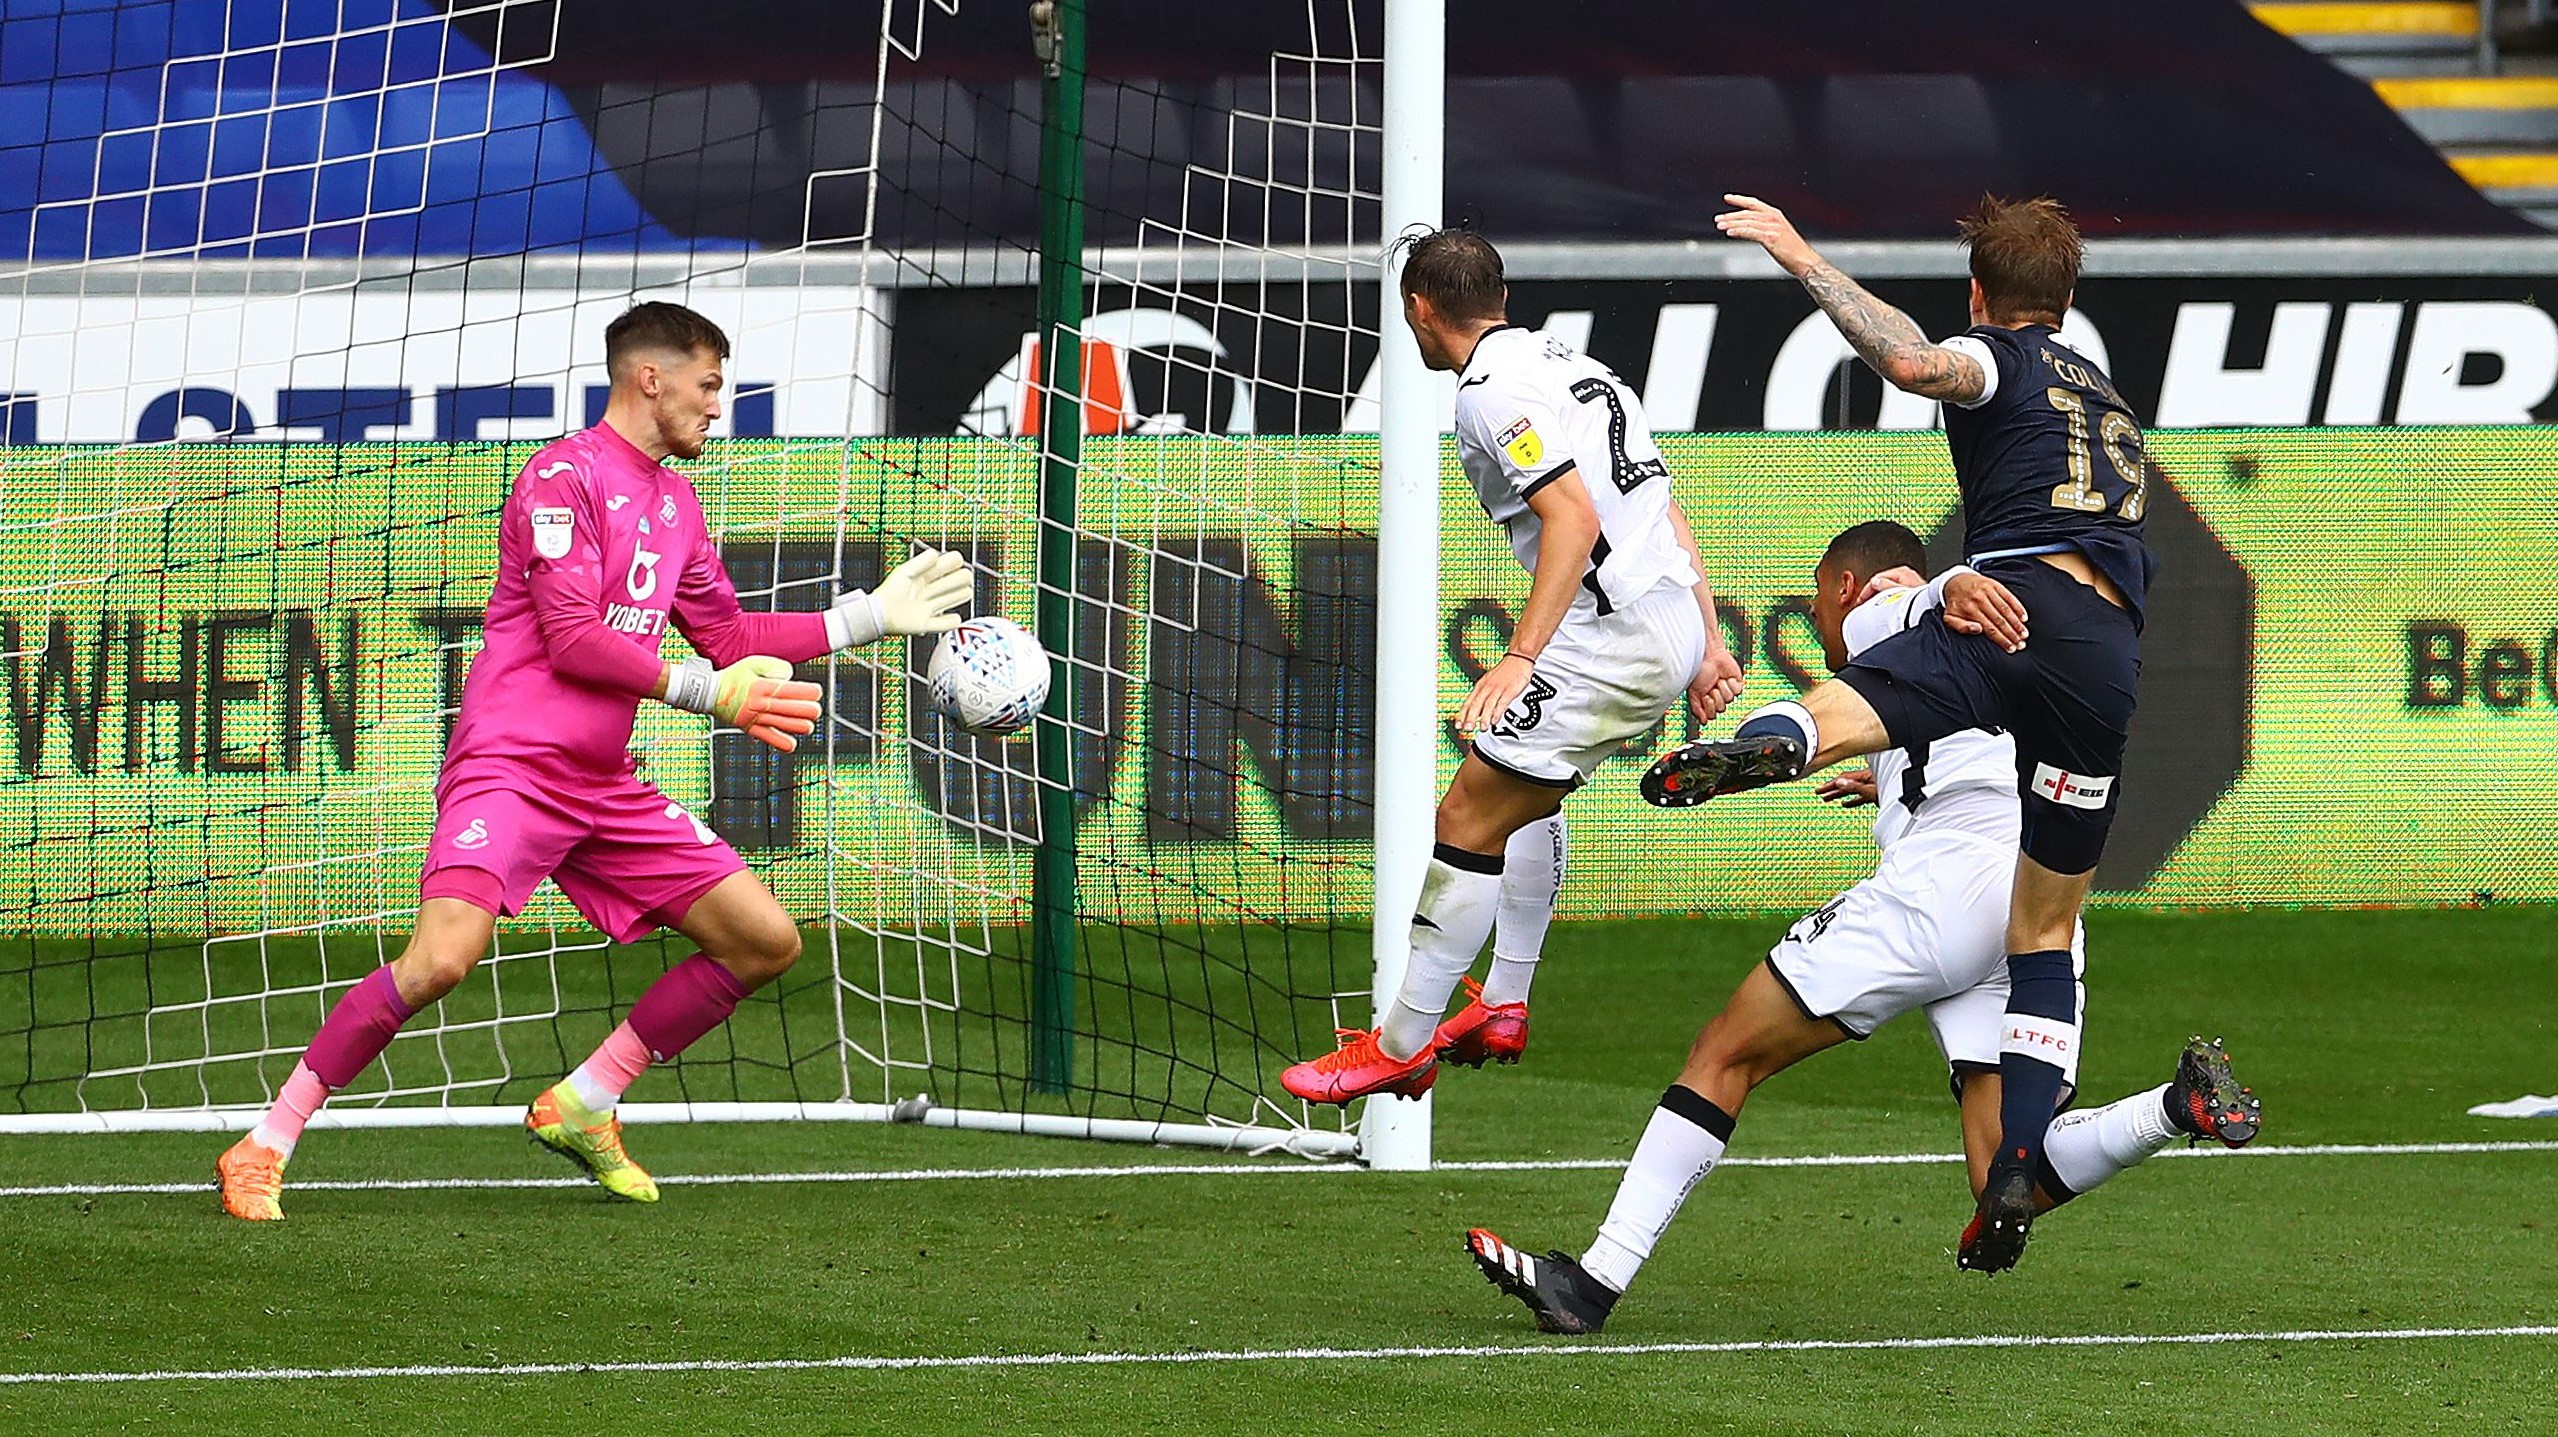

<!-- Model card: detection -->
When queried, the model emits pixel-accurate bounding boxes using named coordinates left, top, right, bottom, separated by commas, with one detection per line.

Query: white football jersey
left=1842, top=585, right=2020, bottom=851
left=1452, top=325, right=1699, bottom=620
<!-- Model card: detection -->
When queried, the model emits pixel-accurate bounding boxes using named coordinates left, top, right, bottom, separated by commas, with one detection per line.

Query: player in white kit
left=1463, top=522, right=2262, bottom=1332
left=1284, top=228, right=1744, bottom=1104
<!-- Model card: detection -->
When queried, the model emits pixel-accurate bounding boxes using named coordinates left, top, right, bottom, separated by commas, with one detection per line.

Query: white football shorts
left=1472, top=582, right=1705, bottom=789
left=1765, top=825, right=2087, bottom=1092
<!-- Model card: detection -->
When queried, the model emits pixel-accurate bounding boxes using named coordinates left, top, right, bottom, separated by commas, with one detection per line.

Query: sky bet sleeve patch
left=532, top=505, right=575, bottom=559
left=1496, top=416, right=1544, bottom=473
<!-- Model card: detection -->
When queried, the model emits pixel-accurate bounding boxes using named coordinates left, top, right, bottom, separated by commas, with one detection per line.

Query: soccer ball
left=925, top=616, right=1053, bottom=737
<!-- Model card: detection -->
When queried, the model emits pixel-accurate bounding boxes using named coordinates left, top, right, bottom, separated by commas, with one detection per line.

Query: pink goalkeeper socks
left=301, top=964, right=417, bottom=1088
left=627, top=954, right=751, bottom=1059
left=246, top=1061, right=332, bottom=1159
left=567, top=955, right=751, bottom=1111
left=567, top=1023, right=655, bottom=1111
left=249, top=966, right=419, bottom=1157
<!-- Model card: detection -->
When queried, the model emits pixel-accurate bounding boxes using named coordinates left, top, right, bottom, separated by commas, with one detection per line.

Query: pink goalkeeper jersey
left=445, top=423, right=831, bottom=782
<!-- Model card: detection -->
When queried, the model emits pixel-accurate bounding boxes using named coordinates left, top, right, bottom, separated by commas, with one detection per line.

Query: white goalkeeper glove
left=824, top=549, right=974, bottom=650
left=663, top=655, right=823, bottom=752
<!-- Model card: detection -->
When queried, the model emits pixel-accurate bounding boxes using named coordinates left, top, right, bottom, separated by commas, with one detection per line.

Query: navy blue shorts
left=1837, top=558, right=2141, bottom=875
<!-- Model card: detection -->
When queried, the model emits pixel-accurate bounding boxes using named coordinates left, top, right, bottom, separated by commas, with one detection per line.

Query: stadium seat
left=589, top=84, right=787, bottom=241
left=1820, top=74, right=2019, bottom=204
left=1445, top=77, right=1626, bottom=229
left=882, top=78, right=1021, bottom=246
left=1615, top=76, right=1802, bottom=214
left=1191, top=74, right=1380, bottom=246
left=1082, top=78, right=1194, bottom=230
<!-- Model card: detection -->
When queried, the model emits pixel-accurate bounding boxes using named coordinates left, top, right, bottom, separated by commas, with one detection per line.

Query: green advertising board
left=1, top=428, right=2551, bottom=937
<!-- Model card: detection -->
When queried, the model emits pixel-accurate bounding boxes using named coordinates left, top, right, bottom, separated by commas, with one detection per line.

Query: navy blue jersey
left=1942, top=323, right=2159, bottom=627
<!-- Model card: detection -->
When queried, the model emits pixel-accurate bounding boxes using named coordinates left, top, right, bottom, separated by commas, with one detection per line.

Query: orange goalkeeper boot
left=1434, top=977, right=1529, bottom=1068
left=216, top=1134, right=288, bottom=1222
left=1281, top=1028, right=1438, bottom=1105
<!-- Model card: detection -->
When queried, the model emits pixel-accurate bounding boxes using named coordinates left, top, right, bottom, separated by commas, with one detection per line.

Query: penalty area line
left=3, top=1324, right=2554, bottom=1386
left=2, top=1138, right=2552, bottom=1200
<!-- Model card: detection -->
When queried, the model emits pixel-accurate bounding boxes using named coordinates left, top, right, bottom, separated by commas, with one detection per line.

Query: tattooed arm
left=1715, top=193, right=1988, bottom=405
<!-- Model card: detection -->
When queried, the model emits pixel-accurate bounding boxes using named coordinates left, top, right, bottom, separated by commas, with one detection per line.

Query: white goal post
left=1360, top=0, right=1446, bottom=1173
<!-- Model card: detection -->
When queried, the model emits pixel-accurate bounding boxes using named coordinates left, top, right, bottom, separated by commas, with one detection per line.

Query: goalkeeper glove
left=663, top=655, right=823, bottom=753
left=825, top=549, right=973, bottom=650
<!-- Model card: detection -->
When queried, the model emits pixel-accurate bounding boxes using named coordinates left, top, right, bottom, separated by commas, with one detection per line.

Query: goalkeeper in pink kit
left=217, top=304, right=972, bottom=1219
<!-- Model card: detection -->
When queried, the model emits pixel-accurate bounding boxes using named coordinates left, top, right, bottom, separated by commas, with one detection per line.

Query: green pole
left=1029, top=0, right=1085, bottom=1095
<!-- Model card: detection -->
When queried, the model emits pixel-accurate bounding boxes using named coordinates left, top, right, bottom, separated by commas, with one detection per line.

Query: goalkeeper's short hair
left=606, top=302, right=731, bottom=377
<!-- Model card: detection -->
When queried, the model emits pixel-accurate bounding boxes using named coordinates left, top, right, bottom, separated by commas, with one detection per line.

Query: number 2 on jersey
left=2045, top=386, right=2148, bottom=521
left=1568, top=377, right=1670, bottom=495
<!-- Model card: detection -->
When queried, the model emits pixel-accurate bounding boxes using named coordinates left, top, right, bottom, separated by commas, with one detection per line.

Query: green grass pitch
left=3, top=908, right=2553, bottom=1434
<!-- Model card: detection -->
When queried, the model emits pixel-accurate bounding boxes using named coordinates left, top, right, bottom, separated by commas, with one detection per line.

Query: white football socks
left=1378, top=845, right=1505, bottom=1060
left=565, top=1065, right=618, bottom=1112
left=1579, top=1085, right=1737, bottom=1294
left=1481, top=812, right=1567, bottom=1008
left=2044, top=1082, right=2181, bottom=1196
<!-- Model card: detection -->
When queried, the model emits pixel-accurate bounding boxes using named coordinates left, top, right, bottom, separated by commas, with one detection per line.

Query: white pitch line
left=2, top=1138, right=2550, bottom=1200
left=3, top=1324, right=2553, bottom=1387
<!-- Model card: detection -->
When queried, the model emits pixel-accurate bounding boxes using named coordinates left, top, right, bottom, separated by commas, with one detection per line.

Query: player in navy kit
left=1644, top=195, right=2156, bottom=1274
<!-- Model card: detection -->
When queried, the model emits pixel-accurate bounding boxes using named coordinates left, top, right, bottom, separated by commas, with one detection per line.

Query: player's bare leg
left=1954, top=1039, right=2262, bottom=1271
left=2004, top=857, right=2094, bottom=964
left=532, top=872, right=801, bottom=1203
left=1642, top=678, right=1890, bottom=807
left=1666, top=963, right=1855, bottom=1115
left=1285, top=756, right=1561, bottom=1104
left=218, top=898, right=496, bottom=1221
left=1471, top=962, right=1846, bottom=1332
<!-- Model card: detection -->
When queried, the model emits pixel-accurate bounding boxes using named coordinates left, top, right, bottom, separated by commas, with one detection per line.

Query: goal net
left=0, top=0, right=1419, bottom=1159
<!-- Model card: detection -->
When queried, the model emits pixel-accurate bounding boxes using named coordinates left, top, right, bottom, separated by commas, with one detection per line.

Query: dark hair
left=1391, top=226, right=1507, bottom=323
left=1820, top=520, right=1926, bottom=579
left=1957, top=195, right=2082, bottom=325
left=605, top=302, right=730, bottom=377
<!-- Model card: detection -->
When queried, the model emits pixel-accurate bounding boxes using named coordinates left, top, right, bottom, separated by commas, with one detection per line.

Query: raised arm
left=1849, top=561, right=2033, bottom=655
left=1716, top=194, right=1988, bottom=405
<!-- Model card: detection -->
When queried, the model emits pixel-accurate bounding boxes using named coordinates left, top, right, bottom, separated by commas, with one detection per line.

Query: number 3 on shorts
left=1489, top=674, right=1559, bottom=738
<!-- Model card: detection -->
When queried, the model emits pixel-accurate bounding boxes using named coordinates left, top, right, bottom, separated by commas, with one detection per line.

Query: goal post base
left=917, top=1105, right=1358, bottom=1160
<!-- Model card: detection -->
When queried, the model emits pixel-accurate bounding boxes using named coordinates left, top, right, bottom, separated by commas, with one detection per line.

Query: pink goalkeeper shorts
left=419, top=759, right=747, bottom=944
